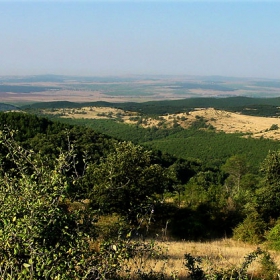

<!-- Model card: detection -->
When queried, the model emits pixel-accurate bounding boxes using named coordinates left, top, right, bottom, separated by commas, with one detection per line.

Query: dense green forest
left=55, top=117, right=280, bottom=170
left=2, top=111, right=280, bottom=278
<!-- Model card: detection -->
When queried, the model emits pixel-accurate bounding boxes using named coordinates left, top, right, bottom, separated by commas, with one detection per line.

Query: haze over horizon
left=1, top=1, right=280, bottom=79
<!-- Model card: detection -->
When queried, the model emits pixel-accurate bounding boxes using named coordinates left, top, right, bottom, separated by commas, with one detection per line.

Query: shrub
left=184, top=253, right=205, bottom=280
left=257, top=251, right=280, bottom=280
left=233, top=212, right=266, bottom=244
left=265, top=219, right=280, bottom=250
left=0, top=130, right=98, bottom=279
left=184, top=248, right=264, bottom=280
left=269, top=124, right=279, bottom=131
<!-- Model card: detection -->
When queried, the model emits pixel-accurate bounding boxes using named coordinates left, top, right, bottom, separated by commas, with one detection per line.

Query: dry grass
left=44, top=106, right=137, bottom=120
left=188, top=108, right=280, bottom=140
left=123, top=239, right=280, bottom=279
left=45, top=106, right=280, bottom=141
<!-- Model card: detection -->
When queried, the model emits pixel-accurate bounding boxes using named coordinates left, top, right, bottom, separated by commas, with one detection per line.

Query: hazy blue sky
left=0, top=1, right=279, bottom=79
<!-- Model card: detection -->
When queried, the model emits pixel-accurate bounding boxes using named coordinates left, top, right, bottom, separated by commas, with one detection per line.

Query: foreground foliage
left=2, top=111, right=280, bottom=278
left=0, top=129, right=178, bottom=279
left=0, top=130, right=99, bottom=279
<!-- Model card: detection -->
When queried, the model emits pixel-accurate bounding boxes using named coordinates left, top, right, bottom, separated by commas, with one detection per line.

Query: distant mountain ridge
left=0, top=103, right=19, bottom=111
left=20, top=96, right=280, bottom=116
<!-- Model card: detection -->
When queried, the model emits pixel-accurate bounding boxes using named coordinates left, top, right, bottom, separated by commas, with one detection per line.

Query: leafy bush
left=88, top=141, right=170, bottom=222
left=184, top=253, right=205, bottom=280
left=269, top=124, right=279, bottom=131
left=233, top=212, right=266, bottom=244
left=0, top=130, right=98, bottom=279
left=257, top=251, right=280, bottom=280
left=184, top=248, right=264, bottom=280
left=265, top=219, right=280, bottom=251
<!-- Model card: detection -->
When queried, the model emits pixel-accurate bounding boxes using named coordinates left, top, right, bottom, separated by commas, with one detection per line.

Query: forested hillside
left=0, top=102, right=18, bottom=111
left=2, top=111, right=280, bottom=278
left=56, top=117, right=280, bottom=170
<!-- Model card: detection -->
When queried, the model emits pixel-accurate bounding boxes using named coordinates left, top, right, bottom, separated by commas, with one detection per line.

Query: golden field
left=125, top=239, right=280, bottom=279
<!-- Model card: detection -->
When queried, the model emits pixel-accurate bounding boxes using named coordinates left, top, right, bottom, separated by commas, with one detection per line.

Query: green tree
left=222, top=155, right=249, bottom=194
left=256, top=150, right=280, bottom=220
left=260, top=150, right=280, bottom=184
left=88, top=141, right=169, bottom=222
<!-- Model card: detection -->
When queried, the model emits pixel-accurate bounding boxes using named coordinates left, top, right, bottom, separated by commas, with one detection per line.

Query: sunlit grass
left=123, top=239, right=280, bottom=279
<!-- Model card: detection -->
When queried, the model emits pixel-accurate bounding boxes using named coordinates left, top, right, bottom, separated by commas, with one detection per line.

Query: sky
left=0, top=1, right=279, bottom=79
